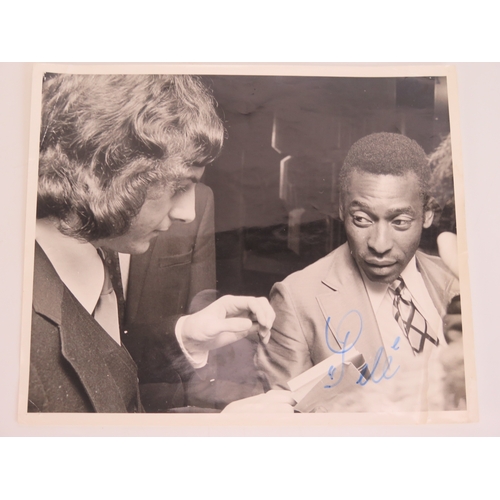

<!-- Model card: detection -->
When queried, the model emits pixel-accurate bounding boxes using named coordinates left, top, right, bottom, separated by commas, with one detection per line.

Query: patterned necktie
left=93, top=249, right=124, bottom=345
left=390, top=276, right=439, bottom=354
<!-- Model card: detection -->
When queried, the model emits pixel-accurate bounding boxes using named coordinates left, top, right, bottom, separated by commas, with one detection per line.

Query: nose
left=168, top=186, right=196, bottom=225
left=367, top=222, right=393, bottom=255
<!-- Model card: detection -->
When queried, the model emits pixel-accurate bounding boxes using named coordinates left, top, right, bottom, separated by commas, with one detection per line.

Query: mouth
left=145, top=231, right=162, bottom=243
left=152, top=228, right=169, bottom=237
left=364, top=260, right=397, bottom=268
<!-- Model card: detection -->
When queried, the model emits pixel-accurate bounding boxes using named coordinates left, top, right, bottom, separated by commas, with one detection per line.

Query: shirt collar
left=35, top=218, right=104, bottom=314
left=361, top=256, right=418, bottom=313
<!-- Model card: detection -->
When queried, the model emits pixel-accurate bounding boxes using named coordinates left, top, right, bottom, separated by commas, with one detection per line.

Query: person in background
left=428, top=133, right=459, bottom=276
left=122, top=182, right=218, bottom=411
left=428, top=133, right=465, bottom=408
left=124, top=182, right=262, bottom=411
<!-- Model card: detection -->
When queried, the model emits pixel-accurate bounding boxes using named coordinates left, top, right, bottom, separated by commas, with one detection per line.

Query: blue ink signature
left=323, top=311, right=399, bottom=389
left=391, top=336, right=401, bottom=351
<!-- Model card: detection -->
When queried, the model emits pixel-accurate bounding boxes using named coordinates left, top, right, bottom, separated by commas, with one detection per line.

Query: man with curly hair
left=29, top=73, right=283, bottom=413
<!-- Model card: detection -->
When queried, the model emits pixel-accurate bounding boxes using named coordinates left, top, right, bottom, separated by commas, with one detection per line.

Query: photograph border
left=17, top=62, right=478, bottom=427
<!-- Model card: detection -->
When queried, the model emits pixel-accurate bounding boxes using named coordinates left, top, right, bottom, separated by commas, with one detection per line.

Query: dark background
left=201, top=75, right=452, bottom=299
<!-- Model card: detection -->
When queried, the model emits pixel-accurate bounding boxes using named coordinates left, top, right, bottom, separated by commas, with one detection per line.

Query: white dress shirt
left=361, top=256, right=446, bottom=412
left=36, top=219, right=105, bottom=317
left=36, top=218, right=122, bottom=345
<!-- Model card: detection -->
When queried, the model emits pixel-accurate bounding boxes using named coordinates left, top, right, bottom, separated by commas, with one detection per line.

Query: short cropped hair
left=339, top=132, right=431, bottom=207
left=37, top=73, right=224, bottom=241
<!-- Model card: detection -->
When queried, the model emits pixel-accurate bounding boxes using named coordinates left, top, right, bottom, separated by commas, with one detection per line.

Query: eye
left=391, top=217, right=413, bottom=230
left=171, top=183, right=191, bottom=196
left=175, top=185, right=188, bottom=194
left=351, top=213, right=373, bottom=228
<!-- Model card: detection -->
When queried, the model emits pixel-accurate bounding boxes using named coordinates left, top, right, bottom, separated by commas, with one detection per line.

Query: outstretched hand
left=180, top=295, right=275, bottom=358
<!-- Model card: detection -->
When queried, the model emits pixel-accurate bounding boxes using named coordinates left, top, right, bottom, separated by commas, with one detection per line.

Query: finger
left=241, top=321, right=271, bottom=345
left=245, top=296, right=275, bottom=331
left=256, top=296, right=276, bottom=329
left=258, top=325, right=271, bottom=345
left=447, top=295, right=461, bottom=314
left=444, top=313, right=462, bottom=332
left=443, top=313, right=462, bottom=343
left=211, top=317, right=253, bottom=336
left=196, top=317, right=253, bottom=342
left=219, top=296, right=275, bottom=330
left=445, top=329, right=462, bottom=343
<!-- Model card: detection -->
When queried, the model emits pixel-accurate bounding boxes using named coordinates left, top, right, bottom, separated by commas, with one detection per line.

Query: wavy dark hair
left=37, top=73, right=224, bottom=241
left=339, top=132, right=431, bottom=208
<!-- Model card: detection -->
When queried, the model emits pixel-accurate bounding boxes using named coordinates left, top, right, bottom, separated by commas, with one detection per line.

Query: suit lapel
left=34, top=243, right=134, bottom=413
left=316, top=243, right=388, bottom=376
left=59, top=291, right=133, bottom=413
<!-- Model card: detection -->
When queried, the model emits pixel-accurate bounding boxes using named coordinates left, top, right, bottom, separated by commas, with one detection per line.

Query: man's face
left=95, top=167, right=204, bottom=255
left=340, top=170, right=433, bottom=284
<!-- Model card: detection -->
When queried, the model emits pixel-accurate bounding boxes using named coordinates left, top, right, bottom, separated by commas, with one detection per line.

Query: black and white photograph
left=18, top=64, right=477, bottom=425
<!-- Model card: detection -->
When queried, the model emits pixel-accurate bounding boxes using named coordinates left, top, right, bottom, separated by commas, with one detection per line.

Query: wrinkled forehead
left=343, top=169, right=422, bottom=198
left=342, top=170, right=424, bottom=209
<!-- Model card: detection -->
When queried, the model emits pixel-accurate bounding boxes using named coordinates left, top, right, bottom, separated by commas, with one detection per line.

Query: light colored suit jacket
left=258, top=242, right=460, bottom=390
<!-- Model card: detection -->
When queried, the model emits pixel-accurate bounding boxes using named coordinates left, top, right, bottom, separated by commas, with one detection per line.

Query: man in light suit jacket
left=257, top=132, right=464, bottom=413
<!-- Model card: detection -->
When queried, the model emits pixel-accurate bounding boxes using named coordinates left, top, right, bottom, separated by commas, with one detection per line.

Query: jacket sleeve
left=256, top=281, right=314, bottom=390
left=125, top=315, right=196, bottom=383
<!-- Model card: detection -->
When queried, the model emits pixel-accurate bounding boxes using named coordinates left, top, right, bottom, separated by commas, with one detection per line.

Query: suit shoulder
left=416, top=250, right=454, bottom=276
left=277, top=247, right=340, bottom=290
left=416, top=249, right=460, bottom=300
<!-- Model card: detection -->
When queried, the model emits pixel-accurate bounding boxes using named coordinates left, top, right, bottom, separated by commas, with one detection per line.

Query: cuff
left=175, top=315, right=209, bottom=369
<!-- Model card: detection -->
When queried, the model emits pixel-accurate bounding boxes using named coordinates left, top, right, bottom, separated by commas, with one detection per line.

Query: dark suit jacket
left=122, top=183, right=220, bottom=411
left=29, top=243, right=143, bottom=413
left=125, top=184, right=217, bottom=327
left=123, top=183, right=264, bottom=411
left=257, top=242, right=460, bottom=392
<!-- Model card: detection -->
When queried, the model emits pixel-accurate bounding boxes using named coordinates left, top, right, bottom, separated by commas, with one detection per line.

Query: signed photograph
left=18, top=64, right=477, bottom=425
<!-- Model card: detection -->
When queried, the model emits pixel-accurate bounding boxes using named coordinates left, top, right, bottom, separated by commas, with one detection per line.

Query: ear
left=423, top=209, right=434, bottom=229
left=339, top=203, right=345, bottom=222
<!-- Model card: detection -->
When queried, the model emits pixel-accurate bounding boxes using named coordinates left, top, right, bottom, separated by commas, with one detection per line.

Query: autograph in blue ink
left=391, top=336, right=400, bottom=351
left=323, top=311, right=399, bottom=389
